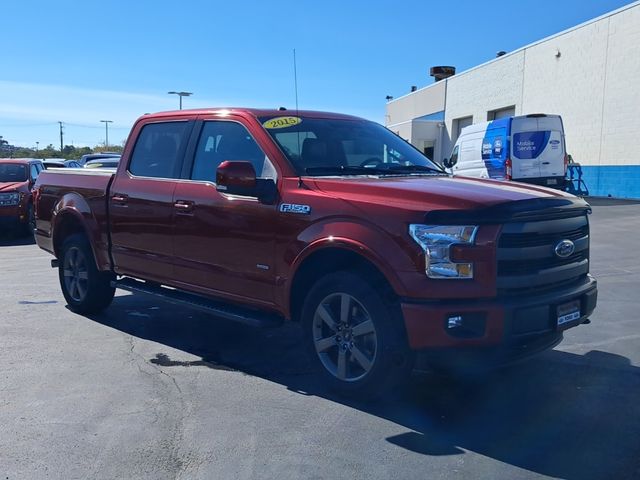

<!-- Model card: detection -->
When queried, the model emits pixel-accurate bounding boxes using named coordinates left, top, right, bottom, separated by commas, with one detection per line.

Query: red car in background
left=0, top=158, right=43, bottom=236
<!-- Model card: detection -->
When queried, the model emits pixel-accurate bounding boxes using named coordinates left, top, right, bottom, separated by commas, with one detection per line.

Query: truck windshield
left=259, top=116, right=444, bottom=176
left=0, top=164, right=28, bottom=183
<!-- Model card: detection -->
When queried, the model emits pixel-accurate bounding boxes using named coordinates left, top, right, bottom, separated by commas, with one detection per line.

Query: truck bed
left=34, top=168, right=115, bottom=270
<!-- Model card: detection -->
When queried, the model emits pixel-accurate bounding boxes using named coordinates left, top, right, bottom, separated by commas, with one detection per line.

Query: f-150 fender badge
left=279, top=203, right=311, bottom=214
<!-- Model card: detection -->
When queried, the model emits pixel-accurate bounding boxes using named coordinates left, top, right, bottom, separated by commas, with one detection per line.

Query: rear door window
left=129, top=121, right=190, bottom=179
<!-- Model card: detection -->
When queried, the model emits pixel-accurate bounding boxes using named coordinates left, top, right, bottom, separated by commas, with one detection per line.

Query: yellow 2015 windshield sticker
left=262, top=116, right=302, bottom=129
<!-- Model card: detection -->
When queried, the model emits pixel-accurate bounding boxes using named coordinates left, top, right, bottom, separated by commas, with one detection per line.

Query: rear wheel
left=59, top=234, right=115, bottom=314
left=301, top=271, right=413, bottom=398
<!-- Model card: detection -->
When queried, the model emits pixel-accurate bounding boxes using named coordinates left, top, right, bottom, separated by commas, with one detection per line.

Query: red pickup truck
left=33, top=108, right=597, bottom=396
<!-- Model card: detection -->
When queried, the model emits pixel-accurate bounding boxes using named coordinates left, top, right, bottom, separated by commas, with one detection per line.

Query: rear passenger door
left=109, top=119, right=193, bottom=283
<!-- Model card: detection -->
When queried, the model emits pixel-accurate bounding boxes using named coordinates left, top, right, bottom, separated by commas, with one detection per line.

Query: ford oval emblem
left=554, top=239, right=575, bottom=258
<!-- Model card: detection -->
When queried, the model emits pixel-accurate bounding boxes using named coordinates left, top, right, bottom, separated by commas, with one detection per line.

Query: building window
left=487, top=106, right=515, bottom=120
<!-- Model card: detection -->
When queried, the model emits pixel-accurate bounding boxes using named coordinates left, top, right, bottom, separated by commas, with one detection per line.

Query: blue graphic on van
left=481, top=118, right=510, bottom=178
left=513, top=131, right=551, bottom=159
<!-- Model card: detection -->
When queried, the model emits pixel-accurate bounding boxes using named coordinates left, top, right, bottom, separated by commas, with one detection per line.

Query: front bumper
left=514, top=176, right=567, bottom=190
left=401, top=274, right=597, bottom=359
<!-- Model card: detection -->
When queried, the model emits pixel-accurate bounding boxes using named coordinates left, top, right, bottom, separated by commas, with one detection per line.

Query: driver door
left=172, top=118, right=279, bottom=307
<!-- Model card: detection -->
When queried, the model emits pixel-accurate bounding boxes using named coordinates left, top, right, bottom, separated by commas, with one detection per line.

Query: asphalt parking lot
left=1, top=199, right=639, bottom=480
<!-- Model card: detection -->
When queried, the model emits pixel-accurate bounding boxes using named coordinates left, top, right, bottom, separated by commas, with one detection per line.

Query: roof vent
left=496, top=51, right=507, bottom=57
left=410, top=86, right=417, bottom=92
left=429, top=66, right=455, bottom=82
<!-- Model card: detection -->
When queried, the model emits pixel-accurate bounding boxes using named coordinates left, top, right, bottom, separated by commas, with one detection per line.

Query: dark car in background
left=0, top=158, right=43, bottom=236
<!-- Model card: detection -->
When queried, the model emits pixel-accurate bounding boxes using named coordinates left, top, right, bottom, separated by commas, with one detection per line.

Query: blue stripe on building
left=578, top=165, right=640, bottom=199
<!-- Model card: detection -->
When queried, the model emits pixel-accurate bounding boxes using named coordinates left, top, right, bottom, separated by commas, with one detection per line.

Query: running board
left=111, top=277, right=283, bottom=328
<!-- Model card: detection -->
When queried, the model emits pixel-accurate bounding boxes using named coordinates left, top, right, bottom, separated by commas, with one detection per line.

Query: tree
left=93, top=144, right=123, bottom=154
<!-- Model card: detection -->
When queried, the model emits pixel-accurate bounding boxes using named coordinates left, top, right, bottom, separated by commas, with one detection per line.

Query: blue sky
left=0, top=0, right=632, bottom=149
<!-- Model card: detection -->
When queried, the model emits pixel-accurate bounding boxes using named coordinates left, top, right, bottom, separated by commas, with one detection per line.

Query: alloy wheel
left=63, top=247, right=89, bottom=302
left=312, top=292, right=378, bottom=382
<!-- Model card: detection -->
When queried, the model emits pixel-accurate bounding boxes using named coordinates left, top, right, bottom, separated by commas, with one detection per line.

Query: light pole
left=167, top=91, right=193, bottom=110
left=100, top=120, right=113, bottom=148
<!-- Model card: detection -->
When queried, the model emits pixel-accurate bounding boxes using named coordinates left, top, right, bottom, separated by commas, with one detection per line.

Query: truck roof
left=139, top=108, right=364, bottom=122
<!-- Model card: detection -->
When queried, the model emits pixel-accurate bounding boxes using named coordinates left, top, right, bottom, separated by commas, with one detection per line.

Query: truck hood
left=0, top=181, right=28, bottom=193
left=307, top=175, right=574, bottom=212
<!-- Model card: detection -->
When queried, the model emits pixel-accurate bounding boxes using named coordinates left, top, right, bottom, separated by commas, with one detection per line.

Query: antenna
left=293, top=48, right=304, bottom=188
left=293, top=48, right=299, bottom=114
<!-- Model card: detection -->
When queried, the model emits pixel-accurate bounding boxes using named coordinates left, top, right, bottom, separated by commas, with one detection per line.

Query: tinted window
left=191, top=121, right=275, bottom=182
left=30, top=164, right=39, bottom=180
left=129, top=122, right=188, bottom=179
left=0, top=164, right=28, bottom=182
left=450, top=145, right=459, bottom=164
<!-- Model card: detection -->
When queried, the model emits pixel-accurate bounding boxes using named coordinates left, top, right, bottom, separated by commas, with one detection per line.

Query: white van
left=444, top=114, right=567, bottom=189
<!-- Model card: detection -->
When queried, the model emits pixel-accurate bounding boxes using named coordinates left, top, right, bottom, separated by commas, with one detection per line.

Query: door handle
left=542, top=162, right=550, bottom=165
left=174, top=200, right=194, bottom=213
left=112, top=194, right=128, bottom=203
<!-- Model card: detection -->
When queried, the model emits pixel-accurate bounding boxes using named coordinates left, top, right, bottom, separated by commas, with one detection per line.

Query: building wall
left=386, top=80, right=446, bottom=127
left=520, top=18, right=609, bottom=169
left=385, top=1, right=640, bottom=198
left=444, top=51, right=525, bottom=152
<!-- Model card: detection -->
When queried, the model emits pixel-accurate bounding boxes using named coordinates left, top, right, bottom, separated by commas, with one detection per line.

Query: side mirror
left=216, top=160, right=278, bottom=204
left=216, top=160, right=257, bottom=192
left=442, top=157, right=457, bottom=169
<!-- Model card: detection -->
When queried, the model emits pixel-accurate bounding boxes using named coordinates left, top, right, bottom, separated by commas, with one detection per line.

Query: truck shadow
left=0, top=231, right=35, bottom=246
left=88, top=294, right=640, bottom=480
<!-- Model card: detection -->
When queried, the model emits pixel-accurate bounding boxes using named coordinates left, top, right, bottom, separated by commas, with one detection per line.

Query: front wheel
left=59, top=234, right=115, bottom=314
left=301, top=271, right=413, bottom=398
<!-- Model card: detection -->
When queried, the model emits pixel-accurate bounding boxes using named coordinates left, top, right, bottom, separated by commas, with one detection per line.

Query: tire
left=301, top=271, right=414, bottom=398
left=58, top=234, right=115, bottom=314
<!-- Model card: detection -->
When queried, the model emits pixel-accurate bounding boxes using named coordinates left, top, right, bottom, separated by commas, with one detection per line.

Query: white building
left=385, top=1, right=640, bottom=199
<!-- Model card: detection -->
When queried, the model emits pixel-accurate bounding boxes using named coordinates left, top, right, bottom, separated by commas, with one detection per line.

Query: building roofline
left=388, top=0, right=639, bottom=104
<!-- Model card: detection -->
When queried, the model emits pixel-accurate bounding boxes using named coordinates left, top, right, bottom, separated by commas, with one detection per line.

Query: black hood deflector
left=425, top=197, right=591, bottom=224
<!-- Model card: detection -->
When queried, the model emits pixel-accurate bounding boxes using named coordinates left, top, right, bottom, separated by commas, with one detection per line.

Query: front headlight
left=409, top=224, right=478, bottom=279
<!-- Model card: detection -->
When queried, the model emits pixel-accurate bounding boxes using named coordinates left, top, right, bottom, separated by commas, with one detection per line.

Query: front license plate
left=557, top=300, right=581, bottom=327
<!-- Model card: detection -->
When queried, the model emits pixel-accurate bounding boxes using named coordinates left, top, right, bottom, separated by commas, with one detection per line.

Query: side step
left=111, top=277, right=283, bottom=328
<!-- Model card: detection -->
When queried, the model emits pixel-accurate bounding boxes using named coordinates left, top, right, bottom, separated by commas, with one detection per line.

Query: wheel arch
left=52, top=207, right=105, bottom=271
left=288, top=244, right=401, bottom=325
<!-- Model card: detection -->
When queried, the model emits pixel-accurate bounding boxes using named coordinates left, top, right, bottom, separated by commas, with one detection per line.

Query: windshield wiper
left=384, top=164, right=445, bottom=174
left=305, top=166, right=397, bottom=176
left=305, top=164, right=446, bottom=176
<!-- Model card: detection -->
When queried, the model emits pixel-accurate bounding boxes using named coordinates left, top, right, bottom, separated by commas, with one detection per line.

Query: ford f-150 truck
left=33, top=108, right=597, bottom=396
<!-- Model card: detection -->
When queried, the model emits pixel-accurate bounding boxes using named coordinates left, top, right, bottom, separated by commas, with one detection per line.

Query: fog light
left=444, top=313, right=487, bottom=339
left=447, top=315, right=463, bottom=329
